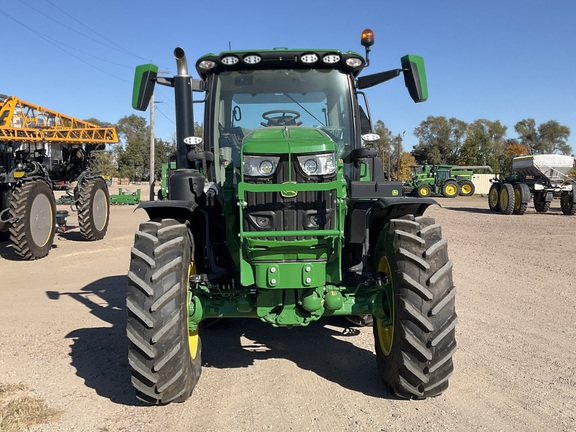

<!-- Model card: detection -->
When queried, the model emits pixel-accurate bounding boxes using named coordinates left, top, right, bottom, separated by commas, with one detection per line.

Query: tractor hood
left=242, top=127, right=337, bottom=155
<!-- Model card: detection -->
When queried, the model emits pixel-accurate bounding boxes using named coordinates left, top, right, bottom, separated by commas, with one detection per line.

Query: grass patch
left=0, top=382, right=63, bottom=432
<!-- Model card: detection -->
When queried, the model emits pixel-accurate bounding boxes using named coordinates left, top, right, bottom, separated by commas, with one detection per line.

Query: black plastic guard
left=349, top=181, right=403, bottom=198
left=137, top=200, right=198, bottom=221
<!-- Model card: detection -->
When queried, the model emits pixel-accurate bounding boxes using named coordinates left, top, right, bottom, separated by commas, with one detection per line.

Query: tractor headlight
left=297, top=153, right=336, bottom=176
left=243, top=155, right=280, bottom=177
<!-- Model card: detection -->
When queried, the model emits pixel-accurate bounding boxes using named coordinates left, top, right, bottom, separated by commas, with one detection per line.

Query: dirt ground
left=1, top=189, right=575, bottom=432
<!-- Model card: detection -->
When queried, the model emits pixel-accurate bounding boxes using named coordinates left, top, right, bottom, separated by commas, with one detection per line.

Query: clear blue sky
left=2, top=0, right=575, bottom=153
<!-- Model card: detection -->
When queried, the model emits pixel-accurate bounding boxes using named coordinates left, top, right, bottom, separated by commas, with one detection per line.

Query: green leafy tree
left=514, top=118, right=539, bottom=153
left=80, top=117, right=118, bottom=177
left=466, top=119, right=508, bottom=172
left=116, top=114, right=148, bottom=181
left=194, top=122, right=204, bottom=139
left=515, top=118, right=571, bottom=155
left=91, top=151, right=118, bottom=177
left=412, top=116, right=467, bottom=164
left=372, top=120, right=393, bottom=177
left=399, top=152, right=416, bottom=182
left=538, top=120, right=571, bottom=154
left=84, top=117, right=114, bottom=128
left=500, top=140, right=530, bottom=174
left=457, top=129, right=482, bottom=166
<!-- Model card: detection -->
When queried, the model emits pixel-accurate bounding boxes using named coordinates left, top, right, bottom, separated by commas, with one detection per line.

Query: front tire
left=417, top=184, right=432, bottom=198
left=77, top=177, right=110, bottom=241
left=127, top=219, right=202, bottom=404
left=9, top=180, right=56, bottom=260
left=373, top=215, right=457, bottom=399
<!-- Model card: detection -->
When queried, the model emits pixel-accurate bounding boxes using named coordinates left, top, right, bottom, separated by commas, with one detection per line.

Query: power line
left=0, top=9, right=128, bottom=82
left=41, top=0, right=152, bottom=62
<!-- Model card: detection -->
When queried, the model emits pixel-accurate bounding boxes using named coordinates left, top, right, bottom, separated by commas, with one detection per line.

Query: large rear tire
left=488, top=183, right=501, bottom=212
left=441, top=181, right=460, bottom=198
left=9, top=180, right=56, bottom=260
left=499, top=183, right=515, bottom=215
left=372, top=215, right=457, bottom=399
left=78, top=177, right=109, bottom=241
left=560, top=191, right=575, bottom=215
left=534, top=192, right=551, bottom=213
left=513, top=183, right=530, bottom=215
left=459, top=180, right=475, bottom=196
left=127, top=219, right=202, bottom=404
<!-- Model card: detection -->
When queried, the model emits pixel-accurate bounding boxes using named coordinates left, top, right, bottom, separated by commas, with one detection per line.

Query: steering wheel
left=261, top=110, right=301, bottom=127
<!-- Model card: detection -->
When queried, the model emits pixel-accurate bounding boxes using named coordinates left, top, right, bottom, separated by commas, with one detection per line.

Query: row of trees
left=91, top=114, right=194, bottom=181
left=92, top=114, right=573, bottom=182
left=372, top=116, right=572, bottom=180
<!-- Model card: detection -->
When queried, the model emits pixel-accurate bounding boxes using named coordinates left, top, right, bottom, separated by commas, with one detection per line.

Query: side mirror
left=132, top=64, right=158, bottom=111
left=401, top=55, right=428, bottom=103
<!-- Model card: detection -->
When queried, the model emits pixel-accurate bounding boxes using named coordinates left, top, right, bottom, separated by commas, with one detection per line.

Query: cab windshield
left=211, top=69, right=354, bottom=180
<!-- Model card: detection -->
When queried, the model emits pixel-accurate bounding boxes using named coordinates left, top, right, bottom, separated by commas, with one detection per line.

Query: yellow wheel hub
left=514, top=188, right=522, bottom=211
left=489, top=187, right=499, bottom=207
left=376, top=256, right=394, bottom=356
left=445, top=185, right=457, bottom=196
left=500, top=188, right=509, bottom=208
left=187, top=262, right=199, bottom=360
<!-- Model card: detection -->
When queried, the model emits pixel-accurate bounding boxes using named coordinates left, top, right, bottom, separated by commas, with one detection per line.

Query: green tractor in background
left=127, top=29, right=457, bottom=405
left=404, top=164, right=489, bottom=198
left=157, top=159, right=176, bottom=200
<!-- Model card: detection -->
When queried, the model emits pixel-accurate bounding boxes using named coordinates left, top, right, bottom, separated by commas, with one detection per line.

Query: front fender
left=137, top=200, right=198, bottom=221
left=367, top=196, right=438, bottom=262
left=373, top=196, right=438, bottom=220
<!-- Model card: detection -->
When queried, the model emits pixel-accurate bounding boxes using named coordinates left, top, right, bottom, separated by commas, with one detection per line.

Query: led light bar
left=301, top=54, right=319, bottom=63
left=221, top=55, right=240, bottom=65
left=323, top=54, right=340, bottom=64
left=243, top=54, right=262, bottom=65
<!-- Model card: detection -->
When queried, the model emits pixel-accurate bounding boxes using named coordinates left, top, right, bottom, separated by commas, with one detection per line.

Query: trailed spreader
left=489, top=154, right=576, bottom=215
left=126, top=29, right=457, bottom=405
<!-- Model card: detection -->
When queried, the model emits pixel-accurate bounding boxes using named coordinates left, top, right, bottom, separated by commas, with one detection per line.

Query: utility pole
left=396, top=131, right=405, bottom=181
left=149, top=92, right=155, bottom=201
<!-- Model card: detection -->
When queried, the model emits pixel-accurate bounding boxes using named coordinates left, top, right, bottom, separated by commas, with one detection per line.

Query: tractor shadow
left=201, top=318, right=391, bottom=398
left=0, top=233, right=19, bottom=260
left=0, top=225, right=86, bottom=261
left=56, top=228, right=87, bottom=242
left=52, top=275, right=392, bottom=405
left=445, top=205, right=567, bottom=216
left=444, top=206, right=493, bottom=214
left=46, top=275, right=137, bottom=406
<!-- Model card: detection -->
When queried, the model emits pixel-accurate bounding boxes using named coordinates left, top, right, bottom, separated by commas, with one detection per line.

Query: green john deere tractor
left=127, top=29, right=457, bottom=404
left=404, top=164, right=476, bottom=198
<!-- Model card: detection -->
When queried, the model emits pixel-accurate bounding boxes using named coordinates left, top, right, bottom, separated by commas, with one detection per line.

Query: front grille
left=243, top=155, right=336, bottom=237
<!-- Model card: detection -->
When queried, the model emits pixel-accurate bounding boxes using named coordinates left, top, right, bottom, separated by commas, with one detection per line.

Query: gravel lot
left=1, top=193, right=575, bottom=431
